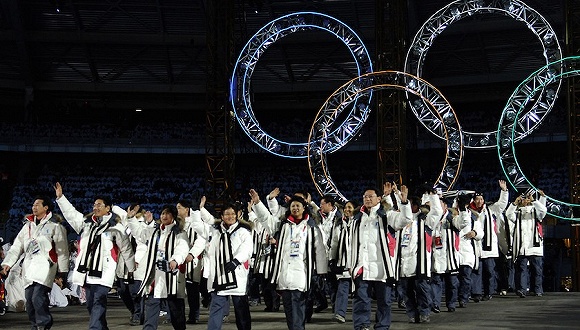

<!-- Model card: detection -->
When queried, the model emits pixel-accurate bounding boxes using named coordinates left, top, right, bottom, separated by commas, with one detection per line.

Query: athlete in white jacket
left=349, top=184, right=412, bottom=330
left=54, top=182, right=135, bottom=330
left=506, top=190, right=547, bottom=297
left=190, top=203, right=253, bottom=330
left=128, top=204, right=190, bottom=330
left=467, top=180, right=509, bottom=301
left=2, top=196, right=69, bottom=330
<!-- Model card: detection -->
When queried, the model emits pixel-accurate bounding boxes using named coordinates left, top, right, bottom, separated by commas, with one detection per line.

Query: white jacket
left=506, top=196, right=547, bottom=258
left=2, top=212, right=69, bottom=288
left=190, top=210, right=253, bottom=296
left=350, top=202, right=413, bottom=281
left=458, top=209, right=483, bottom=269
left=398, top=194, right=442, bottom=278
left=470, top=190, right=509, bottom=259
left=184, top=215, right=207, bottom=283
left=128, top=220, right=189, bottom=298
left=252, top=201, right=328, bottom=292
left=56, top=195, right=135, bottom=288
left=431, top=209, right=463, bottom=274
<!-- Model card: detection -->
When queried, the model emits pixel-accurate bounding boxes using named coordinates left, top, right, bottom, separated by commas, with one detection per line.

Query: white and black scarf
left=251, top=226, right=268, bottom=272
left=481, top=207, right=494, bottom=252
left=77, top=214, right=116, bottom=278
left=185, top=226, right=198, bottom=282
left=351, top=206, right=397, bottom=280
left=257, top=232, right=277, bottom=280
left=416, top=214, right=433, bottom=278
left=139, top=224, right=180, bottom=296
left=335, top=218, right=350, bottom=269
left=512, top=208, right=541, bottom=260
left=442, top=212, right=460, bottom=273
left=214, top=225, right=238, bottom=291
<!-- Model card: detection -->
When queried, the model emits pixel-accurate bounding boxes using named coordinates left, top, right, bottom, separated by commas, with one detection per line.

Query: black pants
left=185, top=281, right=200, bottom=321
left=144, top=296, right=186, bottom=330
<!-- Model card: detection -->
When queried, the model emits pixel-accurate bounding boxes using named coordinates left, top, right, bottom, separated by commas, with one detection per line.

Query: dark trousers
left=481, top=257, right=497, bottom=295
left=248, top=272, right=261, bottom=303
left=431, top=273, right=459, bottom=309
left=25, top=283, right=52, bottom=329
left=261, top=277, right=280, bottom=310
left=352, top=277, right=392, bottom=330
left=118, top=279, right=143, bottom=323
left=458, top=265, right=473, bottom=304
left=281, top=290, right=307, bottom=330
left=470, top=263, right=483, bottom=296
left=334, top=278, right=351, bottom=317
left=400, top=276, right=432, bottom=318
left=144, top=295, right=186, bottom=330
left=497, top=252, right=515, bottom=291
left=516, top=255, right=544, bottom=295
left=208, top=292, right=251, bottom=330
left=85, top=284, right=110, bottom=330
left=185, top=281, right=200, bottom=321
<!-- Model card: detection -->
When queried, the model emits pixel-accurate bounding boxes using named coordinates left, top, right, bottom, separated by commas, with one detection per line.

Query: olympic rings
left=230, top=12, right=373, bottom=158
left=232, top=5, right=569, bottom=209
left=308, top=71, right=463, bottom=204
left=405, top=0, right=562, bottom=149
left=498, top=56, right=580, bottom=221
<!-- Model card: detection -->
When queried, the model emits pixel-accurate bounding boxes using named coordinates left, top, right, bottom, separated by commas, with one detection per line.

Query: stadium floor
left=1, top=292, right=577, bottom=329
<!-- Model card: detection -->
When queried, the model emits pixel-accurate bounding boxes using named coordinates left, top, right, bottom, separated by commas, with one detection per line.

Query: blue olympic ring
left=230, top=12, right=373, bottom=158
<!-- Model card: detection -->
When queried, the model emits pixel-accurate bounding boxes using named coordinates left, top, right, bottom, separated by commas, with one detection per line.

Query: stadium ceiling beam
left=68, top=0, right=100, bottom=83
left=0, top=30, right=204, bottom=46
left=0, top=79, right=204, bottom=94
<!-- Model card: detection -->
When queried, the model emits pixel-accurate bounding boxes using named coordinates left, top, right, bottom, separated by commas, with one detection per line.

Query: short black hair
left=95, top=195, right=112, bottom=208
left=177, top=199, right=191, bottom=208
left=321, top=194, right=336, bottom=206
left=161, top=204, right=178, bottom=219
left=221, top=203, right=240, bottom=217
left=34, top=195, right=54, bottom=212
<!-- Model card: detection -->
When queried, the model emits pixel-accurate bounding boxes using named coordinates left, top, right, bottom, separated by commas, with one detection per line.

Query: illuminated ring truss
left=230, top=12, right=373, bottom=158
left=308, top=71, right=464, bottom=204
left=404, top=0, right=562, bottom=149
left=497, top=56, right=579, bottom=221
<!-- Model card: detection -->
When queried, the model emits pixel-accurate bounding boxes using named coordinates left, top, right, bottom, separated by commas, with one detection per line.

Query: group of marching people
left=0, top=178, right=547, bottom=330
left=241, top=179, right=547, bottom=330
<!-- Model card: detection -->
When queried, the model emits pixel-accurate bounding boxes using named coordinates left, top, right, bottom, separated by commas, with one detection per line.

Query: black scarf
left=138, top=224, right=180, bottom=296
left=77, top=214, right=117, bottom=278
left=214, top=223, right=244, bottom=291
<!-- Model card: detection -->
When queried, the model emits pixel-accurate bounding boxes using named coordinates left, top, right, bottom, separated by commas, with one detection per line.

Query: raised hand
left=249, top=189, right=260, bottom=205
left=145, top=211, right=154, bottom=223
left=398, top=185, right=408, bottom=203
left=268, top=187, right=280, bottom=200
left=383, top=182, right=393, bottom=196
left=199, top=196, right=206, bottom=209
left=499, top=180, right=508, bottom=191
left=127, top=205, right=140, bottom=218
left=53, top=182, right=63, bottom=199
